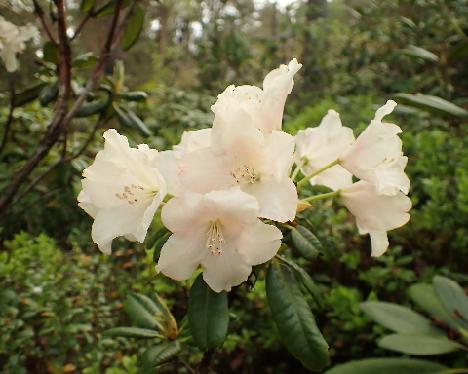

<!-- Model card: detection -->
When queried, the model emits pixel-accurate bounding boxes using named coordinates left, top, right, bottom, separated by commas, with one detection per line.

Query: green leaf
left=291, top=225, right=322, bottom=260
left=126, top=110, right=151, bottom=136
left=113, top=104, right=151, bottom=136
left=43, top=42, right=59, bottom=64
left=409, top=283, right=462, bottom=331
left=325, top=358, right=448, bottom=374
left=400, top=45, right=438, bottom=62
left=145, top=227, right=169, bottom=250
left=433, top=276, right=468, bottom=323
left=394, top=93, right=468, bottom=118
left=188, top=274, right=229, bottom=350
left=95, top=0, right=130, bottom=18
left=121, top=5, right=145, bottom=51
left=118, top=91, right=148, bottom=102
left=73, top=53, right=98, bottom=68
left=140, top=341, right=180, bottom=369
left=378, top=334, right=461, bottom=355
left=124, top=293, right=159, bottom=330
left=276, top=255, right=323, bottom=308
left=15, top=82, right=47, bottom=106
left=152, top=232, right=171, bottom=262
left=103, top=327, right=161, bottom=339
left=74, top=97, right=109, bottom=117
left=266, top=261, right=329, bottom=371
left=360, top=301, right=443, bottom=335
left=39, top=82, right=58, bottom=106
left=80, top=0, right=94, bottom=13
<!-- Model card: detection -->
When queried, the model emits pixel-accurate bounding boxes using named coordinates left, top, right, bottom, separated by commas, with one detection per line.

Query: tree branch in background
left=0, top=0, right=125, bottom=215
left=33, top=0, right=58, bottom=45
left=0, top=84, right=16, bottom=156
left=71, top=10, right=94, bottom=41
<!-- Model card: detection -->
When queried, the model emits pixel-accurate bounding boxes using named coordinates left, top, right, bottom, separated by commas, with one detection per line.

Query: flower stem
left=301, top=190, right=340, bottom=203
left=291, top=157, right=306, bottom=180
left=296, top=159, right=339, bottom=189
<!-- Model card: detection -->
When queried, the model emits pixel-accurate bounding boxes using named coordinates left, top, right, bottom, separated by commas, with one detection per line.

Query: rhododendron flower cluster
left=79, top=58, right=411, bottom=292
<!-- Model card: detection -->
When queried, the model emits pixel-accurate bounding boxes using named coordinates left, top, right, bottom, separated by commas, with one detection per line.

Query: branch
left=11, top=115, right=108, bottom=210
left=33, top=0, right=58, bottom=45
left=0, top=84, right=16, bottom=156
left=71, top=10, right=93, bottom=41
left=0, top=0, right=125, bottom=215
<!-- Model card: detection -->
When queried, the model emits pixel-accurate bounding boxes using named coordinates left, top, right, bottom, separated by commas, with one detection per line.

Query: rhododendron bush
left=6, top=1, right=467, bottom=372
left=78, top=59, right=411, bottom=370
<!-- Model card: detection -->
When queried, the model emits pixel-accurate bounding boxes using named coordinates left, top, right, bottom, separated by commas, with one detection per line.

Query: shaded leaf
left=113, top=104, right=151, bottom=136
left=266, top=261, right=329, bottom=371
left=291, top=225, right=322, bottom=260
left=43, top=42, right=59, bottom=64
left=378, top=334, right=461, bottom=355
left=325, top=358, right=448, bottom=374
left=15, top=82, right=47, bottom=106
left=39, top=82, right=58, bottom=106
left=276, top=254, right=323, bottom=308
left=124, top=293, right=159, bottom=330
left=118, top=91, right=148, bottom=102
left=80, top=0, right=94, bottom=13
left=360, top=301, right=443, bottom=335
left=140, top=341, right=180, bottom=369
left=188, top=274, right=228, bottom=350
left=152, top=232, right=171, bottom=262
left=121, top=5, right=145, bottom=51
left=74, top=97, right=109, bottom=117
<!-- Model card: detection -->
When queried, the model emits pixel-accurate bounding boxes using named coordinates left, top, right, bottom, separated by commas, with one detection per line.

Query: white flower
left=0, top=16, right=37, bottom=72
left=295, top=110, right=355, bottom=191
left=178, top=112, right=298, bottom=222
left=157, top=129, right=212, bottom=196
left=339, top=100, right=410, bottom=195
left=212, top=58, right=302, bottom=132
left=78, top=129, right=167, bottom=254
left=157, top=187, right=283, bottom=292
left=340, top=181, right=411, bottom=257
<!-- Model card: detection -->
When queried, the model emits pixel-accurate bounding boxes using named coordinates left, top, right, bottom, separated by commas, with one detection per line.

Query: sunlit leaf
left=433, top=276, right=468, bottom=323
left=394, top=93, right=468, bottom=118
left=378, top=334, right=461, bottom=355
left=400, top=45, right=438, bottom=62
left=360, top=301, right=443, bottom=335
left=104, top=327, right=161, bottom=338
left=325, top=358, right=448, bottom=374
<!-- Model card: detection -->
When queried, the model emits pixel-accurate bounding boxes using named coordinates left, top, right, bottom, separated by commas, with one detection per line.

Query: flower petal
left=369, top=231, right=389, bottom=257
left=201, top=242, right=252, bottom=292
left=263, top=130, right=295, bottom=179
left=311, top=165, right=353, bottom=191
left=157, top=233, right=205, bottom=281
left=237, top=221, right=282, bottom=265
left=244, top=177, right=297, bottom=222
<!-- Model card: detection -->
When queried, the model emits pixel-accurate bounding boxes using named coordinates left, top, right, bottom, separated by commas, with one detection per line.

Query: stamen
left=114, top=184, right=157, bottom=205
left=206, top=220, right=224, bottom=255
left=231, top=165, right=259, bottom=185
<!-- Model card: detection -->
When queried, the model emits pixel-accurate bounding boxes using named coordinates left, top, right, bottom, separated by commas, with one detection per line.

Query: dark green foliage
left=188, top=274, right=229, bottom=351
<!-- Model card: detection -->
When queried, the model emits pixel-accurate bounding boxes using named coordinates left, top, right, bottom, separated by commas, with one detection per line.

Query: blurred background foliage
left=0, top=0, right=467, bottom=372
